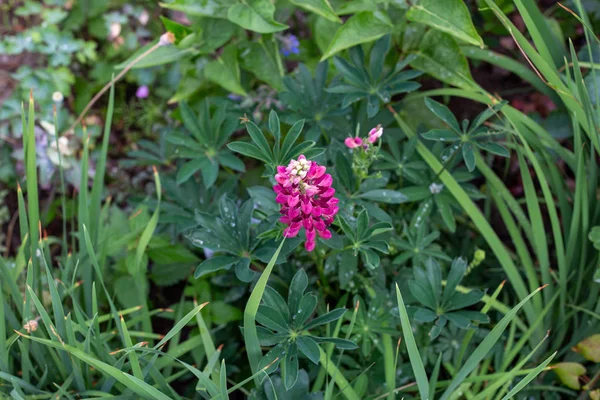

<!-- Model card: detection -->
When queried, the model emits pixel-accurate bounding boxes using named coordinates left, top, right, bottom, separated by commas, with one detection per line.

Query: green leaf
left=257, top=305, right=290, bottom=333
left=338, top=250, right=358, bottom=288
left=235, top=257, right=256, bottom=282
left=476, top=141, right=510, bottom=157
left=321, top=11, right=392, bottom=61
left=335, top=151, right=355, bottom=192
left=159, top=0, right=232, bottom=18
left=442, top=258, right=467, bottom=305
left=406, top=0, right=484, bottom=47
left=462, top=142, right=476, bottom=172
left=290, top=0, right=341, bottom=23
left=296, top=336, right=321, bottom=364
left=281, top=119, right=305, bottom=161
left=358, top=190, right=408, bottom=204
left=304, top=308, right=346, bottom=330
left=194, top=256, right=238, bottom=278
left=422, top=129, right=460, bottom=141
left=246, top=122, right=273, bottom=161
left=288, top=269, right=308, bottom=315
left=369, top=34, right=391, bottom=80
left=177, top=157, right=205, bottom=184
left=295, top=293, right=318, bottom=327
left=204, top=45, right=246, bottom=95
left=410, top=30, right=475, bottom=90
left=227, top=0, right=288, bottom=34
left=312, top=336, right=358, bottom=350
left=218, top=151, right=246, bottom=172
left=240, top=41, right=284, bottom=91
left=425, top=98, right=461, bottom=133
left=282, top=343, right=299, bottom=390
left=228, top=142, right=271, bottom=164
left=116, top=42, right=194, bottom=69
left=201, top=158, right=220, bottom=188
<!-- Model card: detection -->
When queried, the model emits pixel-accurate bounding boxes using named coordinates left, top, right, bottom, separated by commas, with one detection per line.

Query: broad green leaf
left=476, top=141, right=510, bottom=157
left=425, top=98, right=461, bottom=133
left=282, top=343, right=299, bottom=390
left=159, top=0, right=232, bottom=18
left=227, top=0, right=288, bottom=33
left=462, top=142, right=475, bottom=171
left=296, top=336, right=321, bottom=364
left=407, top=0, right=484, bottom=47
left=290, top=0, right=341, bottom=23
left=228, top=142, right=271, bottom=163
left=116, top=42, right=194, bottom=69
left=358, top=190, right=408, bottom=204
left=304, top=308, right=346, bottom=330
left=194, top=255, right=239, bottom=278
left=321, top=11, right=392, bottom=61
left=204, top=45, right=246, bottom=95
left=240, top=41, right=284, bottom=91
left=288, top=269, right=308, bottom=315
left=410, top=30, right=476, bottom=90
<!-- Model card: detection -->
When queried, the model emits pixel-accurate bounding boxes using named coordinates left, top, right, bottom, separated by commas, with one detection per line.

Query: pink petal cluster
left=344, top=137, right=363, bottom=149
left=274, top=155, right=339, bottom=251
left=368, top=125, right=383, bottom=143
left=344, top=125, right=384, bottom=149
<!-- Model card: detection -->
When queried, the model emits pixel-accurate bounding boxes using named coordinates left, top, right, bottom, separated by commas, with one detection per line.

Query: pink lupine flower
left=274, top=155, right=339, bottom=252
left=368, top=125, right=383, bottom=143
left=344, top=136, right=363, bottom=149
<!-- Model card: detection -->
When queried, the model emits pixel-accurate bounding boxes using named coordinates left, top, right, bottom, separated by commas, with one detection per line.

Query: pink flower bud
left=344, top=137, right=363, bottom=149
left=368, top=125, right=383, bottom=143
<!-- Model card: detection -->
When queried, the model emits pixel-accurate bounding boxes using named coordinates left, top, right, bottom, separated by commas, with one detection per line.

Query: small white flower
left=52, top=92, right=64, bottom=103
left=24, top=319, right=38, bottom=333
left=429, top=183, right=444, bottom=194
left=109, top=22, right=122, bottom=40
left=138, top=10, right=149, bottom=25
left=158, top=32, right=175, bottom=46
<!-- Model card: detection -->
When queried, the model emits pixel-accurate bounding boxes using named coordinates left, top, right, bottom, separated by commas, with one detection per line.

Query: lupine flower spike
left=274, top=155, right=339, bottom=251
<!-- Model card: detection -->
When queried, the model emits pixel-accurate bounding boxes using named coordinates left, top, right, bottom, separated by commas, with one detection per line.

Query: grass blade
left=500, top=352, right=556, bottom=400
left=395, top=283, right=429, bottom=400
left=439, top=285, right=546, bottom=400
left=244, top=239, right=285, bottom=383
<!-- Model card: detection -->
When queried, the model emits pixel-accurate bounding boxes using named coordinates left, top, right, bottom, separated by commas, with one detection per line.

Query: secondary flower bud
left=368, top=125, right=383, bottom=143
